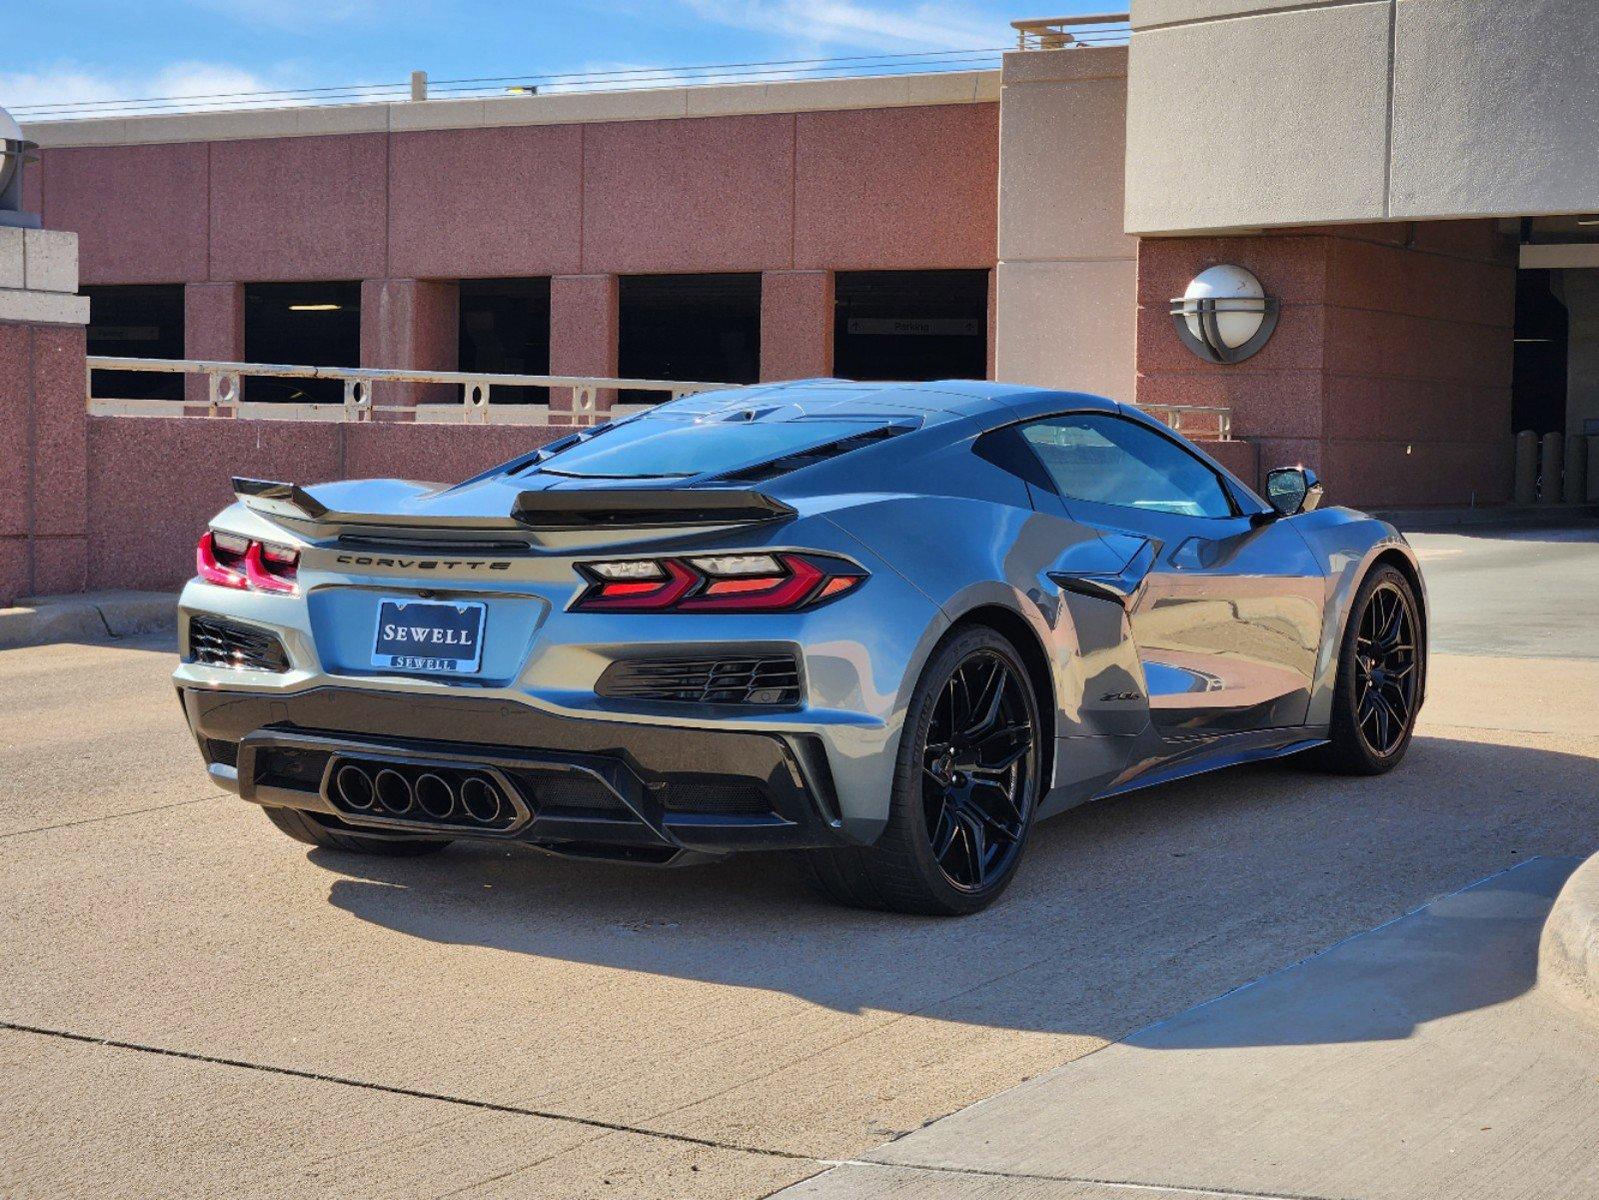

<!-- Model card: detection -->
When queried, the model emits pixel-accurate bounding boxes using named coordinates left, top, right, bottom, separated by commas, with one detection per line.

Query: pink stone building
left=10, top=2, right=1599, bottom=604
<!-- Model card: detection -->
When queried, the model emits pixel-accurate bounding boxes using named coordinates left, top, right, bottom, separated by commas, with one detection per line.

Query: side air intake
left=596, top=654, right=802, bottom=706
left=187, top=615, right=290, bottom=672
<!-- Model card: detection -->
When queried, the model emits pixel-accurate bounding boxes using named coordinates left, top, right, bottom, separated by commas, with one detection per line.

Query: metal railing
left=85, top=356, right=1231, bottom=440
left=85, top=358, right=731, bottom=423
left=1011, top=13, right=1131, bottom=51
left=1140, top=405, right=1232, bottom=442
left=18, top=48, right=1012, bottom=122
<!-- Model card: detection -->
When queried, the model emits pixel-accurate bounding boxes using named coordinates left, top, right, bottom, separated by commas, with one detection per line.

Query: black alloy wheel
left=1309, top=563, right=1424, bottom=775
left=920, top=649, right=1037, bottom=893
left=1354, top=580, right=1419, bottom=757
left=796, top=626, right=1043, bottom=915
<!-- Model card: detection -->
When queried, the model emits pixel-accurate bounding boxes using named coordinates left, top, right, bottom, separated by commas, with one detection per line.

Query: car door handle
left=1049, top=539, right=1155, bottom=608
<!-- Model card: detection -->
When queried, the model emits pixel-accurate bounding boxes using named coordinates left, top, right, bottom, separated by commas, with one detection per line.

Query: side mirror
left=1265, top=466, right=1323, bottom=517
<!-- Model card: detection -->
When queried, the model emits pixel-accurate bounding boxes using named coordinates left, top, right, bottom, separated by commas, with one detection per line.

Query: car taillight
left=573, top=553, right=864, bottom=613
left=196, top=530, right=299, bottom=594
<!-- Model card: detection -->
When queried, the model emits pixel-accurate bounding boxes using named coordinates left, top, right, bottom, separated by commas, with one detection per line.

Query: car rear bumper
left=180, top=684, right=851, bottom=861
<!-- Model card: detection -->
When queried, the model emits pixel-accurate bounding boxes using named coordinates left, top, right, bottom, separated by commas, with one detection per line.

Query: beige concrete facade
left=994, top=47, right=1137, bottom=400
left=1126, top=0, right=1599, bottom=234
left=0, top=229, right=89, bottom=326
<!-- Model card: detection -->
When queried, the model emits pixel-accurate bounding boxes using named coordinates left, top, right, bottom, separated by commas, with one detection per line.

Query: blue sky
left=8, top=1, right=1114, bottom=118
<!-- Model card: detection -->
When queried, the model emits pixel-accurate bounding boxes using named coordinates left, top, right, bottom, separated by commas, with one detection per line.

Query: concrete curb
left=1539, top=850, right=1599, bottom=1023
left=0, top=591, right=177, bottom=650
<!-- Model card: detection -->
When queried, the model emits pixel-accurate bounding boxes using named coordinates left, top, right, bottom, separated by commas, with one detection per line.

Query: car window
left=1019, top=414, right=1234, bottom=519
left=535, top=416, right=891, bottom=479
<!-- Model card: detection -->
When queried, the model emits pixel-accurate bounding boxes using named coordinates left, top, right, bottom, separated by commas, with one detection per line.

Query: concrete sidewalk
left=0, top=591, right=175, bottom=650
left=786, top=856, right=1599, bottom=1200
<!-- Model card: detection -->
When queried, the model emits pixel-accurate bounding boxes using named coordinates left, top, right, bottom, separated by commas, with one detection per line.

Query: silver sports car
left=175, top=380, right=1426, bottom=914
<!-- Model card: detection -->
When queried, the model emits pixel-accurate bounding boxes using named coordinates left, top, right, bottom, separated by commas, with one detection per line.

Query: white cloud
left=680, top=0, right=998, bottom=53
left=1, top=62, right=305, bottom=122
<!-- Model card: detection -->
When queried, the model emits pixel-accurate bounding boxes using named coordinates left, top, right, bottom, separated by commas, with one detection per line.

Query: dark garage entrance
left=243, top=281, right=360, bottom=404
left=459, top=278, right=551, bottom=404
left=84, top=284, right=184, bottom=401
left=834, top=270, right=988, bottom=382
left=1512, top=269, right=1568, bottom=436
left=618, top=273, right=761, bottom=403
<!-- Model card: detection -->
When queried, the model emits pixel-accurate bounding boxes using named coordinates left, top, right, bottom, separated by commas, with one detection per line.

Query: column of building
left=759, top=271, right=834, bottom=382
left=0, top=227, right=91, bottom=604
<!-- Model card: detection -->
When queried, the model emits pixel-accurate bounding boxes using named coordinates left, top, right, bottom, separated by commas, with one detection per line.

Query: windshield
left=536, top=417, right=890, bottom=479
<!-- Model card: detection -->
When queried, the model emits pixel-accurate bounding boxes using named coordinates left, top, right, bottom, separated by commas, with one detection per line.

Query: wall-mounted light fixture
left=288, top=303, right=343, bottom=312
left=0, top=104, right=41, bottom=230
left=1169, top=264, right=1278, bottom=364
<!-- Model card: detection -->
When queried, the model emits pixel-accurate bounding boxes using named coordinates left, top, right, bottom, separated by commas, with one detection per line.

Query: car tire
left=1307, top=564, right=1424, bottom=775
left=261, top=806, right=453, bottom=856
left=797, top=626, right=1043, bottom=916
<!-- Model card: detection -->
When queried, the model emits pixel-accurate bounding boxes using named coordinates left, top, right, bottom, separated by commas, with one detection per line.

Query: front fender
left=1290, top=508, right=1425, bottom=727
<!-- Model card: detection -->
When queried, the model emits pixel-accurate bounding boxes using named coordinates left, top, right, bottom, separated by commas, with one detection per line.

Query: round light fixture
left=1169, top=264, right=1279, bottom=364
left=0, top=105, right=25, bottom=195
left=0, top=104, right=41, bottom=227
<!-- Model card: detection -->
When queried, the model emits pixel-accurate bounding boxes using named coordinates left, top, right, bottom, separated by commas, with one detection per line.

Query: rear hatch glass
left=534, top=417, right=896, bottom=480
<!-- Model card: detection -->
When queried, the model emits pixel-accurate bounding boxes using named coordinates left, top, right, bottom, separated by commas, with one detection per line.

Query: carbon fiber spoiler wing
left=233, top=477, right=794, bottom=533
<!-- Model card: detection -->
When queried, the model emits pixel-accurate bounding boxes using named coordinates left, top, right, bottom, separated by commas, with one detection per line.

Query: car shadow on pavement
left=309, top=733, right=1599, bottom=1047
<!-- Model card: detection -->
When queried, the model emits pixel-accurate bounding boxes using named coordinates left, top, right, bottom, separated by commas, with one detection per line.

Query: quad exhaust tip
left=414, top=772, right=456, bottom=820
left=329, top=759, right=511, bottom=828
left=334, top=764, right=375, bottom=810
left=460, top=775, right=504, bottom=824
left=374, top=768, right=415, bottom=815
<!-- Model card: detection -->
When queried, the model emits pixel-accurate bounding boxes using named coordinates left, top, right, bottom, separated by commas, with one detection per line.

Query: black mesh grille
left=204, top=738, right=238, bottom=767
left=661, top=780, right=772, bottom=816
left=258, top=746, right=331, bottom=789
left=597, top=655, right=801, bottom=706
left=515, top=770, right=629, bottom=815
left=187, top=616, right=289, bottom=672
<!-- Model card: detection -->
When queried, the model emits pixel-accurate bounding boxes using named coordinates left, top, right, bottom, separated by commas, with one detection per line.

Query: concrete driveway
left=3, top=526, right=1597, bottom=1198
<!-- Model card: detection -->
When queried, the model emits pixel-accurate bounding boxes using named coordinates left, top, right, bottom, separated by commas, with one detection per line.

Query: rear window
left=536, top=417, right=891, bottom=479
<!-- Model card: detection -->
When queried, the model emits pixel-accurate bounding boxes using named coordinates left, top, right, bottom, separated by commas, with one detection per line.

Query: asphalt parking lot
left=4, top=525, right=1598, bottom=1199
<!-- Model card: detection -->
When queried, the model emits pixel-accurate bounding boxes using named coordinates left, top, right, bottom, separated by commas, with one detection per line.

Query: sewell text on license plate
left=372, top=599, right=486, bottom=673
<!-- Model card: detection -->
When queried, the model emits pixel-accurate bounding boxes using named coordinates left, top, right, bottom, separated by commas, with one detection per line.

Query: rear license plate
left=372, top=599, right=486, bottom=674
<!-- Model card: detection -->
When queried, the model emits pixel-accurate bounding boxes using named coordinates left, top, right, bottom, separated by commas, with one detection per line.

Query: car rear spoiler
left=233, top=477, right=330, bottom=520
left=510, top=489, right=796, bottom=530
left=233, top=477, right=795, bottom=534
left=232, top=477, right=526, bottom=535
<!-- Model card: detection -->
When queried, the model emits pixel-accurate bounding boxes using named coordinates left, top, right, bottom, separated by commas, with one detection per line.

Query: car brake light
left=583, top=559, right=699, bottom=609
left=245, top=541, right=299, bottom=593
left=197, top=531, right=248, bottom=590
left=196, top=530, right=300, bottom=594
left=573, top=553, right=863, bottom=613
